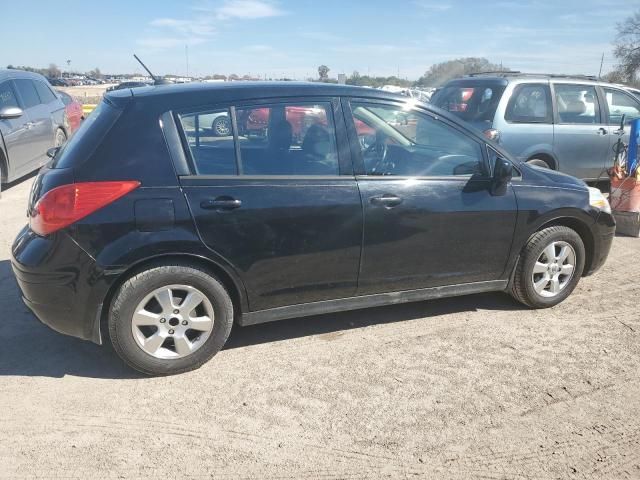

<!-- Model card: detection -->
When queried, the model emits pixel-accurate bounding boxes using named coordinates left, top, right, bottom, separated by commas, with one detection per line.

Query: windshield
left=432, top=84, right=506, bottom=122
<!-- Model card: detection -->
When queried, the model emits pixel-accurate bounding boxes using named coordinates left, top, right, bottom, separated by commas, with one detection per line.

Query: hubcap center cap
left=168, top=317, right=180, bottom=327
left=549, top=264, right=559, bottom=275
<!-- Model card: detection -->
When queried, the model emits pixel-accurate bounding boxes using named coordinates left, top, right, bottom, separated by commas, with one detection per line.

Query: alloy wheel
left=531, top=241, right=576, bottom=298
left=131, top=284, right=215, bottom=359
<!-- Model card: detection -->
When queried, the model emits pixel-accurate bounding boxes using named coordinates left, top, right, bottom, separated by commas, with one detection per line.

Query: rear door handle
left=200, top=197, right=242, bottom=210
left=370, top=194, right=403, bottom=208
left=597, top=127, right=608, bottom=135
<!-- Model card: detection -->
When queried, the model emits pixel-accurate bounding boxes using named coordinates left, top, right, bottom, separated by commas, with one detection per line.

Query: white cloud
left=215, top=0, right=286, bottom=19
left=138, top=0, right=285, bottom=51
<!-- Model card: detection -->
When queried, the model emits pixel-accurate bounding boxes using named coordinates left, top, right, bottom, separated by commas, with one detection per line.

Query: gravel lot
left=1, top=175, right=639, bottom=479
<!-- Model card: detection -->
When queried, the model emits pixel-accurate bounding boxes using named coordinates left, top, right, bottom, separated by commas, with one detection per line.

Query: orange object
left=610, top=176, right=640, bottom=212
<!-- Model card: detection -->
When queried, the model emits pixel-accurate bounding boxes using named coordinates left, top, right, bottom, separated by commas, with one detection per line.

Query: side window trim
left=343, top=97, right=490, bottom=179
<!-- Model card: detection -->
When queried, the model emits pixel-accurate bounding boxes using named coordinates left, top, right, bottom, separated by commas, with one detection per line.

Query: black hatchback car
left=12, top=82, right=615, bottom=375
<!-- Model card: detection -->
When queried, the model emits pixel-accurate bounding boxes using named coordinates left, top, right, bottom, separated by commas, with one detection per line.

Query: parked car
left=431, top=73, right=640, bottom=182
left=106, top=81, right=150, bottom=92
left=47, top=77, right=69, bottom=87
left=0, top=70, right=68, bottom=194
left=56, top=90, right=84, bottom=133
left=12, top=82, right=614, bottom=375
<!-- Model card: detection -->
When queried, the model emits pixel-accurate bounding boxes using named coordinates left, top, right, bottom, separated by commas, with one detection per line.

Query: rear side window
left=235, top=103, right=338, bottom=175
left=431, top=84, right=506, bottom=122
left=505, top=84, right=552, bottom=123
left=52, top=100, right=122, bottom=168
left=178, top=109, right=237, bottom=175
left=34, top=81, right=57, bottom=104
left=0, top=81, right=19, bottom=109
left=58, top=91, right=72, bottom=106
left=554, top=84, right=600, bottom=124
left=13, top=79, right=40, bottom=108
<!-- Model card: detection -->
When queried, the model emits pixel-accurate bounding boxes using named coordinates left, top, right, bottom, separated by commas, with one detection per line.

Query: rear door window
left=235, top=103, right=339, bottom=176
left=0, top=81, right=19, bottom=109
left=554, top=84, right=600, bottom=124
left=178, top=109, right=237, bottom=175
left=505, top=84, right=552, bottom=123
left=13, top=79, right=41, bottom=109
left=431, top=84, right=506, bottom=122
left=603, top=88, right=640, bottom=125
left=33, top=80, right=57, bottom=104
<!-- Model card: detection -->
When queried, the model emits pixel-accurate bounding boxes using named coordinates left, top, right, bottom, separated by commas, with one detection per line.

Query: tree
left=318, top=65, right=330, bottom=82
left=47, top=64, right=61, bottom=78
left=416, top=57, right=506, bottom=87
left=614, top=9, right=640, bottom=84
left=88, top=67, right=102, bottom=79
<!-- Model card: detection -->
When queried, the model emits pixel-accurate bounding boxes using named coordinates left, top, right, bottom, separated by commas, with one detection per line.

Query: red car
left=56, top=90, right=84, bottom=133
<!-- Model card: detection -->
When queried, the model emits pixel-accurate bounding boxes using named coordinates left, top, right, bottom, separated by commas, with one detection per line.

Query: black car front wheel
left=511, top=226, right=585, bottom=308
left=108, top=262, right=234, bottom=375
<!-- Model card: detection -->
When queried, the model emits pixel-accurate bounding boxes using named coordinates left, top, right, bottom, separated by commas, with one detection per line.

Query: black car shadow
left=0, top=259, right=522, bottom=379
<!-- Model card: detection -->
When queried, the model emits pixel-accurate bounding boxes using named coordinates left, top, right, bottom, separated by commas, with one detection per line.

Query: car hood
left=522, top=163, right=587, bottom=190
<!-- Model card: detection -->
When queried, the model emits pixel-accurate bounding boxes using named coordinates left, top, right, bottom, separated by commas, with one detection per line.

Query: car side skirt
left=239, top=280, right=509, bottom=326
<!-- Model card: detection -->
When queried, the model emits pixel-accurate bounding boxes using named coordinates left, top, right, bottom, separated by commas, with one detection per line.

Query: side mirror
left=0, top=106, right=23, bottom=120
left=46, top=147, right=60, bottom=159
left=491, top=157, right=513, bottom=196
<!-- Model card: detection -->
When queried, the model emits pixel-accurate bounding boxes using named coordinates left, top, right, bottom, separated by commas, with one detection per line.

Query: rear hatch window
left=51, top=99, right=122, bottom=169
left=432, top=84, right=506, bottom=123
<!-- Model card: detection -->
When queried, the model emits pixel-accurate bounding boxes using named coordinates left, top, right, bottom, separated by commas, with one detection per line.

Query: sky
left=1, top=0, right=637, bottom=80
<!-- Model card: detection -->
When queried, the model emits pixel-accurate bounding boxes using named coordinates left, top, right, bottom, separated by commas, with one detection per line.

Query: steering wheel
left=364, top=133, right=390, bottom=174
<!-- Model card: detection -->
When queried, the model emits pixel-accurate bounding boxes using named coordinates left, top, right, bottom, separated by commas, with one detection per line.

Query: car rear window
left=52, top=99, right=122, bottom=169
left=432, top=84, right=506, bottom=122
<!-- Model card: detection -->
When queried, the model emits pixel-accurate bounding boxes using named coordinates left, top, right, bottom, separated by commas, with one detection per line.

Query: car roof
left=0, top=69, right=47, bottom=82
left=449, top=73, right=632, bottom=89
left=118, top=81, right=409, bottom=108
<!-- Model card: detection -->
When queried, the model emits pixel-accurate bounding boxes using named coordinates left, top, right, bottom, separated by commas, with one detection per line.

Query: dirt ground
left=1, top=175, right=639, bottom=479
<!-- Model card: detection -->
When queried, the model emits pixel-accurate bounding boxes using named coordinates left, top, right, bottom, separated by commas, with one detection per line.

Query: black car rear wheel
left=511, top=226, right=585, bottom=308
left=108, top=262, right=234, bottom=375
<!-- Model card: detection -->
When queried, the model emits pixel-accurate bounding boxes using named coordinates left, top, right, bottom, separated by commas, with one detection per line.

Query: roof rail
left=466, top=71, right=598, bottom=81
left=467, top=71, right=521, bottom=77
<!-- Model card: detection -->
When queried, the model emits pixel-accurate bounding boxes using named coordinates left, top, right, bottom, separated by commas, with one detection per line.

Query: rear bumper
left=584, top=211, right=615, bottom=276
left=11, top=226, right=113, bottom=344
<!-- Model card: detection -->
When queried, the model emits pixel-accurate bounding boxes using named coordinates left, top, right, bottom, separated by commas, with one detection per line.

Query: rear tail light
left=30, top=181, right=140, bottom=236
left=483, top=128, right=501, bottom=142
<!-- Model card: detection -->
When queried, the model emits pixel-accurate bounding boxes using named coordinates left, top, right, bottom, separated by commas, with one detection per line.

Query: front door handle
left=370, top=194, right=403, bottom=208
left=597, top=127, right=608, bottom=135
left=201, top=196, right=242, bottom=210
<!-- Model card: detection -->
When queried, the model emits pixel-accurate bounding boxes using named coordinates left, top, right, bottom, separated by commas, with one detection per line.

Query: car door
left=176, top=98, right=363, bottom=311
left=0, top=80, right=32, bottom=181
left=13, top=79, right=53, bottom=173
left=551, top=83, right=610, bottom=180
left=601, top=86, right=640, bottom=158
left=343, top=98, right=518, bottom=294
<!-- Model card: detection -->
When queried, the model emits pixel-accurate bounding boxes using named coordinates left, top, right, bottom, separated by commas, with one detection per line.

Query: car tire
left=526, top=158, right=552, bottom=169
left=211, top=116, right=231, bottom=137
left=511, top=226, right=585, bottom=309
left=108, top=262, right=234, bottom=376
